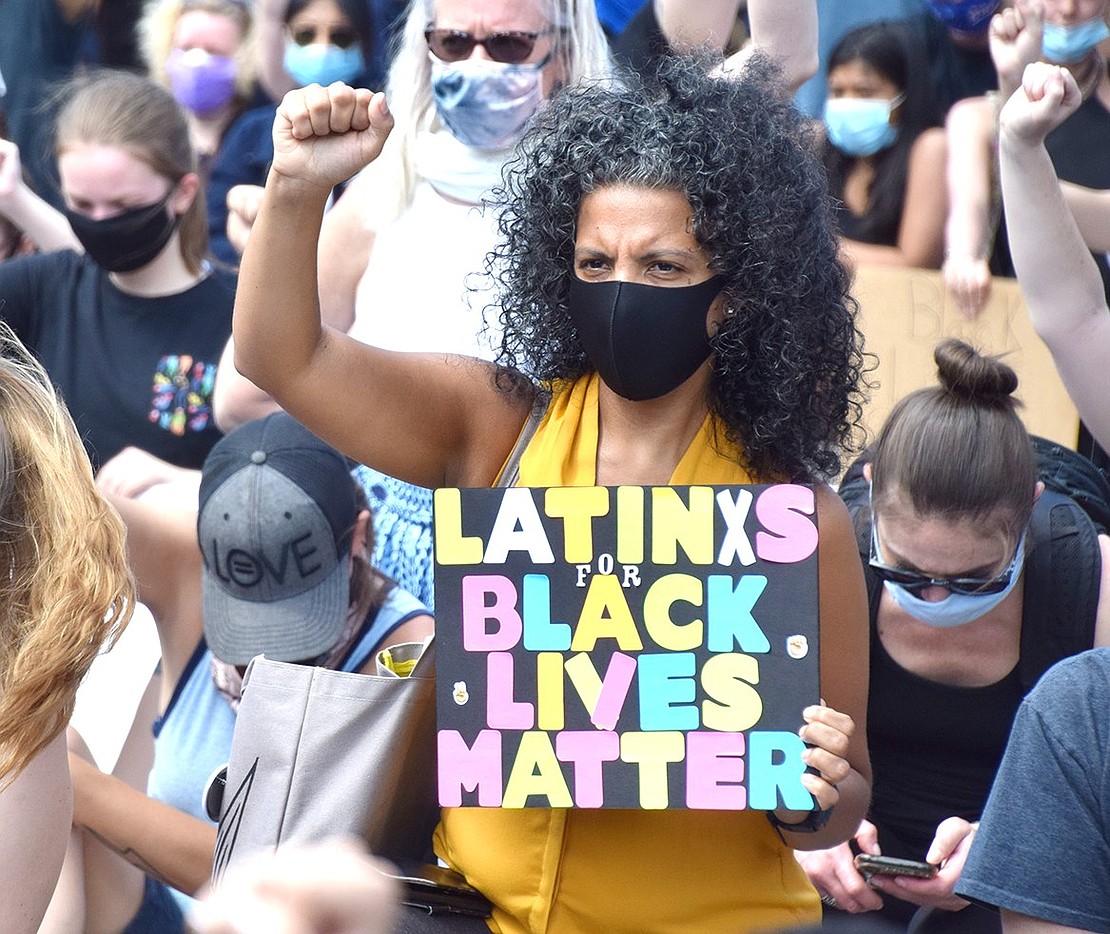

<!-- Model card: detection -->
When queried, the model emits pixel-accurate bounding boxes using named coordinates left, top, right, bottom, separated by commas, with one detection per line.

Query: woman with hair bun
left=0, top=324, right=133, bottom=934
left=798, top=338, right=1110, bottom=932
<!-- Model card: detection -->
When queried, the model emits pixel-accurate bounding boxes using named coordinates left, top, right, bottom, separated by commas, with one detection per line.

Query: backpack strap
left=837, top=451, right=884, bottom=622
left=1019, top=489, right=1101, bottom=690
left=495, top=388, right=551, bottom=489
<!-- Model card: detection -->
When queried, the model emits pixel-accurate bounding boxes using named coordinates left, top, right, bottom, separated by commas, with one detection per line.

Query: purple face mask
left=925, top=0, right=999, bottom=33
left=166, top=47, right=239, bottom=116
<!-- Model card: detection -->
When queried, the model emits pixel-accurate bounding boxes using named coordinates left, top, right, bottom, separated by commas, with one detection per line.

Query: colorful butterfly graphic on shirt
left=150, top=354, right=217, bottom=435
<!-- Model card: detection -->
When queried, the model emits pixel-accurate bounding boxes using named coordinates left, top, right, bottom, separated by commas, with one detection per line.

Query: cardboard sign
left=432, top=484, right=821, bottom=812
left=853, top=266, right=1078, bottom=448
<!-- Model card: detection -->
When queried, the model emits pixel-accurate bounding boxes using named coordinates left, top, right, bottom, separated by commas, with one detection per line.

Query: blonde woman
left=138, top=0, right=260, bottom=171
left=0, top=324, right=133, bottom=934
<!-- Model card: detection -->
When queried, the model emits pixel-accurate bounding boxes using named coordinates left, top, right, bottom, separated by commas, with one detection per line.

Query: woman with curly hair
left=232, top=53, right=872, bottom=932
left=0, top=325, right=133, bottom=934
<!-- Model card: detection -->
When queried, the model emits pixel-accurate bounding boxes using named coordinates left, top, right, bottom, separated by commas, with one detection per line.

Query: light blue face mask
left=824, top=95, right=903, bottom=158
left=284, top=42, right=365, bottom=87
left=430, top=55, right=547, bottom=151
left=877, top=529, right=1027, bottom=629
left=1042, top=18, right=1110, bottom=64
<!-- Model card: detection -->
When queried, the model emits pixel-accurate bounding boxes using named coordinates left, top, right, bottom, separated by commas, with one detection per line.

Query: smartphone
left=854, top=854, right=938, bottom=880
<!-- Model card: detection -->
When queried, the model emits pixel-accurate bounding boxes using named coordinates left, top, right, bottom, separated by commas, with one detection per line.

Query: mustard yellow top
left=433, top=373, right=821, bottom=934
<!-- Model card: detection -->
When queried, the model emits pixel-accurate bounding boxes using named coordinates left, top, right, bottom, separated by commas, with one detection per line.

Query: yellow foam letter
left=620, top=732, right=685, bottom=809
left=433, top=488, right=484, bottom=565
left=545, top=487, right=610, bottom=563
left=537, top=652, right=565, bottom=731
left=571, top=574, right=643, bottom=651
left=616, top=486, right=645, bottom=565
left=651, top=487, right=715, bottom=565
left=643, top=573, right=704, bottom=650
left=502, top=732, right=574, bottom=808
left=701, top=653, right=763, bottom=732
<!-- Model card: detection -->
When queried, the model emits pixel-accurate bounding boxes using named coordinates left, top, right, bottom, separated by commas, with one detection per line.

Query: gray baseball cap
left=197, top=413, right=358, bottom=665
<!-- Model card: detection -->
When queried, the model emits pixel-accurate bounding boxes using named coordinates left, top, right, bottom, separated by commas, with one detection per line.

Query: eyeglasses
left=868, top=524, right=1025, bottom=596
left=289, top=26, right=359, bottom=49
left=424, top=27, right=553, bottom=64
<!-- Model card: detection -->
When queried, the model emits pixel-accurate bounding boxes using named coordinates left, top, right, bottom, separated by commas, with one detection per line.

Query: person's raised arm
left=233, top=84, right=528, bottom=489
left=662, top=0, right=819, bottom=94
left=212, top=335, right=282, bottom=432
left=720, top=1, right=818, bottom=94
left=990, top=0, right=1045, bottom=101
left=317, top=168, right=378, bottom=335
left=654, top=0, right=740, bottom=53
left=0, top=140, right=80, bottom=253
left=254, top=0, right=297, bottom=103
left=999, top=63, right=1110, bottom=450
left=105, top=492, right=202, bottom=689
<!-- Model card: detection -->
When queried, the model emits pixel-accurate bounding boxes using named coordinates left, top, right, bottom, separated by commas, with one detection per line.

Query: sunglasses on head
left=868, top=524, right=1025, bottom=597
left=289, top=26, right=359, bottom=49
left=424, top=27, right=553, bottom=64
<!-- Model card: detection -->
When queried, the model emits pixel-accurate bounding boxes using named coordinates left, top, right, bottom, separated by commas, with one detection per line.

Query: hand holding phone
left=853, top=854, right=938, bottom=880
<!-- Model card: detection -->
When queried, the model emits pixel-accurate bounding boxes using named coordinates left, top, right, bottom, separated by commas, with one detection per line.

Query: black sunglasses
left=868, top=524, right=1025, bottom=597
left=290, top=26, right=359, bottom=50
left=424, top=27, right=553, bottom=64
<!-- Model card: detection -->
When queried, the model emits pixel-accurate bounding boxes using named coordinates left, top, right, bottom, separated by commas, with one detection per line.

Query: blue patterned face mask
left=1043, top=17, right=1110, bottom=63
left=924, top=0, right=999, bottom=33
left=874, top=526, right=1027, bottom=629
left=283, top=42, right=365, bottom=86
left=824, top=95, right=903, bottom=157
left=430, top=54, right=547, bottom=151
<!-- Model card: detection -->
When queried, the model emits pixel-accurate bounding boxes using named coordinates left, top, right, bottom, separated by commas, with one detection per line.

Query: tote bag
left=211, top=639, right=439, bottom=883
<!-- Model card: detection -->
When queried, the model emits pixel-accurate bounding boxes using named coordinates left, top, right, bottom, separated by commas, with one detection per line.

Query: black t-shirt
left=0, top=250, right=233, bottom=469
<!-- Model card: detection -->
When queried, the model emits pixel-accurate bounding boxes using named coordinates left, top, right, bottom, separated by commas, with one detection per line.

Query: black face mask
left=566, top=275, right=724, bottom=401
left=65, top=195, right=181, bottom=273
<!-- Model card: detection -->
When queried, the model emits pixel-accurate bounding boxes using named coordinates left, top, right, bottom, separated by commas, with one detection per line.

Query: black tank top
left=866, top=612, right=1024, bottom=861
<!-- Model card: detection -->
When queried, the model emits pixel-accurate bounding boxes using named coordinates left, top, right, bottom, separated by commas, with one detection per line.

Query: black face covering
left=566, top=275, right=725, bottom=401
left=65, top=195, right=181, bottom=273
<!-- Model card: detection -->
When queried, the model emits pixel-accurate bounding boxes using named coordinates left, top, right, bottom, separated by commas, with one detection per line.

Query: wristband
left=765, top=800, right=834, bottom=835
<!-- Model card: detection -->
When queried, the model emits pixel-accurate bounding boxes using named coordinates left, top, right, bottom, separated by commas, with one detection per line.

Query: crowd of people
left=1, top=0, right=1109, bottom=932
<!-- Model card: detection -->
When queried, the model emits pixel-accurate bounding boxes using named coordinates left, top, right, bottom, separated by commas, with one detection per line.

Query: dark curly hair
left=487, top=53, right=868, bottom=481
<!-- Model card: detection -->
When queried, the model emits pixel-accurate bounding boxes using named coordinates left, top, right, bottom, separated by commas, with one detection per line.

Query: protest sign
left=433, top=484, right=821, bottom=811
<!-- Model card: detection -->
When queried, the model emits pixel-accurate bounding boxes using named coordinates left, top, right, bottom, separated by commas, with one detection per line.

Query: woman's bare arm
left=233, top=86, right=527, bottom=489
left=1061, top=182, right=1110, bottom=252
left=999, top=63, right=1110, bottom=450
left=943, top=96, right=999, bottom=317
left=0, top=141, right=80, bottom=253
